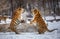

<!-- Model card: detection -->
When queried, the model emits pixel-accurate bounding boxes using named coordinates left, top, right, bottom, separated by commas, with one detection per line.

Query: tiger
left=0, top=16, right=7, bottom=23
left=8, top=7, right=24, bottom=34
left=30, top=9, right=58, bottom=34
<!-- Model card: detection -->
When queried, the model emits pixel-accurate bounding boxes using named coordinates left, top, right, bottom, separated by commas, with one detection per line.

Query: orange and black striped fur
left=30, top=9, right=58, bottom=34
left=9, top=7, right=24, bottom=34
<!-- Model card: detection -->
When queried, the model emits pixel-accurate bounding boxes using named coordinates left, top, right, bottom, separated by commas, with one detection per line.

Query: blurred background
left=0, top=0, right=60, bottom=22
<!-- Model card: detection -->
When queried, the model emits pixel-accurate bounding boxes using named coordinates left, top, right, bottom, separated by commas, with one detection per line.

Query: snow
left=0, top=35, right=57, bottom=39
left=0, top=16, right=60, bottom=39
left=44, top=16, right=60, bottom=20
left=45, top=16, right=54, bottom=20
left=0, top=19, right=11, bottom=24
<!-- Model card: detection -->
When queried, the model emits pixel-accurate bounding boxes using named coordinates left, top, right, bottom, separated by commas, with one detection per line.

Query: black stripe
left=15, top=19, right=21, bottom=26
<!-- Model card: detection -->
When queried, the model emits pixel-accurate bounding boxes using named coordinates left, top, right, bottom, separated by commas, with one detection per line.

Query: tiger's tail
left=47, top=28, right=58, bottom=32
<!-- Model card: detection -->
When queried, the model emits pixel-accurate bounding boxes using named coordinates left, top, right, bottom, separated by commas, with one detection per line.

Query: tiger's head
left=31, top=9, right=40, bottom=16
left=12, top=7, right=25, bottom=19
left=14, top=7, right=24, bottom=14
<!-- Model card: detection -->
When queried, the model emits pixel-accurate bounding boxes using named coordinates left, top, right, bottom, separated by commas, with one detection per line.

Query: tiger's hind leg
left=38, top=28, right=45, bottom=34
left=8, top=27, right=19, bottom=34
left=37, top=25, right=46, bottom=34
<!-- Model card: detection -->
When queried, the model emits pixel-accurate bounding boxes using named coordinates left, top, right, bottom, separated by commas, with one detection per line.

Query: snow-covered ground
left=0, top=16, right=60, bottom=39
left=45, top=16, right=60, bottom=20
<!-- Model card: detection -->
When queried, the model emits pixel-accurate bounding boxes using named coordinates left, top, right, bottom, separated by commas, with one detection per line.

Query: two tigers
left=9, top=7, right=58, bottom=34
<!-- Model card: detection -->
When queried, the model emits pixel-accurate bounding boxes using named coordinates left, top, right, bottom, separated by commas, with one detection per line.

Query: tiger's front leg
left=30, top=19, right=35, bottom=24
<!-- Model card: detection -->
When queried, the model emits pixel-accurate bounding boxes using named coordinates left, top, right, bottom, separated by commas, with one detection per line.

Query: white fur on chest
left=31, top=15, right=37, bottom=26
left=21, top=11, right=28, bottom=22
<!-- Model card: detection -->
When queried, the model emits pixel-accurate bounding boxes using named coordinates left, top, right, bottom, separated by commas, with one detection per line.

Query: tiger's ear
left=21, top=8, right=25, bottom=13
